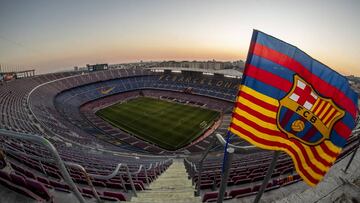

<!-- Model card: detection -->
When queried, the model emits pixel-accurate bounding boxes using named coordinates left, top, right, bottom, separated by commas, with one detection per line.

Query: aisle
left=131, top=159, right=200, bottom=203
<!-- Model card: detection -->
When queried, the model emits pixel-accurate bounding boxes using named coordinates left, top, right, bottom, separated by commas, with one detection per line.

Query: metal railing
left=187, top=127, right=360, bottom=203
left=2, top=146, right=140, bottom=197
left=0, top=129, right=173, bottom=203
left=0, top=129, right=86, bottom=203
left=214, top=133, right=258, bottom=154
left=185, top=133, right=258, bottom=197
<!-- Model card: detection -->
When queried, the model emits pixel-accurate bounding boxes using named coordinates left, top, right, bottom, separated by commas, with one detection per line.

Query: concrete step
left=138, top=190, right=194, bottom=195
left=131, top=159, right=200, bottom=203
left=130, top=198, right=200, bottom=203
left=146, top=186, right=194, bottom=191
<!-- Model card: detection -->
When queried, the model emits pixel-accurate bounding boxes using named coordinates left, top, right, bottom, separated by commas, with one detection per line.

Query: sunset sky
left=0, top=0, right=359, bottom=75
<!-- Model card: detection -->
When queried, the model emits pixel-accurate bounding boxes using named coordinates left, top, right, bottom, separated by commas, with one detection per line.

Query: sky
left=0, top=0, right=359, bottom=75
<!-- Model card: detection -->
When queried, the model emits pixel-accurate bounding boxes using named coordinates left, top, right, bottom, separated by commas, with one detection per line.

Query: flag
left=229, top=30, right=358, bottom=186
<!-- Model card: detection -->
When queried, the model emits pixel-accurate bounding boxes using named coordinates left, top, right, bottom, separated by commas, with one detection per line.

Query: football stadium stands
left=0, top=67, right=359, bottom=202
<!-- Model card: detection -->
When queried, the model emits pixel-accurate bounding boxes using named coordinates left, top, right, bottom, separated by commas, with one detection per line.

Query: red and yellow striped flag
left=230, top=30, right=358, bottom=186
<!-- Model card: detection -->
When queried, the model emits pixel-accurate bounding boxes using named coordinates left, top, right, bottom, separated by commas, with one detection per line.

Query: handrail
left=147, top=163, right=152, bottom=171
left=66, top=162, right=102, bottom=203
left=194, top=135, right=218, bottom=196
left=215, top=133, right=257, bottom=153
left=88, top=159, right=174, bottom=196
left=145, top=163, right=153, bottom=180
left=189, top=132, right=257, bottom=196
left=0, top=129, right=85, bottom=203
left=123, top=163, right=137, bottom=196
left=184, top=158, right=197, bottom=187
left=132, top=164, right=143, bottom=175
left=132, top=164, right=153, bottom=186
left=183, top=158, right=192, bottom=167
left=2, top=132, right=171, bottom=199
left=131, top=165, right=143, bottom=187
left=143, top=164, right=150, bottom=185
left=3, top=147, right=142, bottom=197
left=184, top=158, right=197, bottom=173
left=154, top=162, right=159, bottom=176
left=160, top=161, right=164, bottom=172
left=90, top=163, right=123, bottom=180
left=189, top=160, right=197, bottom=172
left=83, top=163, right=137, bottom=197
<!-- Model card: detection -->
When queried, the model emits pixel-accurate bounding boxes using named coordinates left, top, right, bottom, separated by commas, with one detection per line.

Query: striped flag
left=229, top=30, right=358, bottom=186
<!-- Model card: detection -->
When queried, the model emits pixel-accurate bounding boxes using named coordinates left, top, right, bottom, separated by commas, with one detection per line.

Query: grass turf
left=95, top=97, right=220, bottom=151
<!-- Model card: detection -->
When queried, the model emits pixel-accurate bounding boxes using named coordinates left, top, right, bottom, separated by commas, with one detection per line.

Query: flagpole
left=195, top=136, right=219, bottom=196
left=221, top=131, right=232, bottom=173
left=216, top=131, right=232, bottom=203
left=215, top=30, right=255, bottom=202
left=253, top=151, right=280, bottom=203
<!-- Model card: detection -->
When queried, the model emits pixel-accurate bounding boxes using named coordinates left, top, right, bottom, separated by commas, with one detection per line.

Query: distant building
left=157, top=60, right=235, bottom=70
left=232, top=60, right=245, bottom=70
left=86, top=64, right=108, bottom=72
left=108, top=59, right=245, bottom=72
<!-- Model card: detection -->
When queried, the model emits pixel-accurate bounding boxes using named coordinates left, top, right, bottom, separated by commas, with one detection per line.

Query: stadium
left=1, top=1, right=360, bottom=203
left=0, top=64, right=359, bottom=203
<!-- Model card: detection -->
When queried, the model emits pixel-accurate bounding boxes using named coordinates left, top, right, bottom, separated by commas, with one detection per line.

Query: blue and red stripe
left=251, top=32, right=357, bottom=118
left=242, top=76, right=286, bottom=99
left=255, top=31, right=358, bottom=105
left=249, top=54, right=295, bottom=82
left=245, top=64, right=292, bottom=92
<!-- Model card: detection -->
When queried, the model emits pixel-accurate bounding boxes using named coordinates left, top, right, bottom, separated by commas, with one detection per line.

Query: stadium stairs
left=131, top=159, right=201, bottom=203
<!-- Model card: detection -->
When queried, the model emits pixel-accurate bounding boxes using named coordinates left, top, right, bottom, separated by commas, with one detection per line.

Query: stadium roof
left=148, top=67, right=243, bottom=77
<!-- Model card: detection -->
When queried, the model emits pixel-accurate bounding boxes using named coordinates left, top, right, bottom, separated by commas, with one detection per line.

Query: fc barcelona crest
left=277, top=75, right=345, bottom=146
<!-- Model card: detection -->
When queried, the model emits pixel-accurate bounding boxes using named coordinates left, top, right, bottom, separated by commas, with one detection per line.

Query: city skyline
left=0, top=0, right=359, bottom=75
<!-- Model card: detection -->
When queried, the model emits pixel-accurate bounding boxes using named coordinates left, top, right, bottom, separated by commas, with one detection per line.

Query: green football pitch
left=96, top=97, right=220, bottom=151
